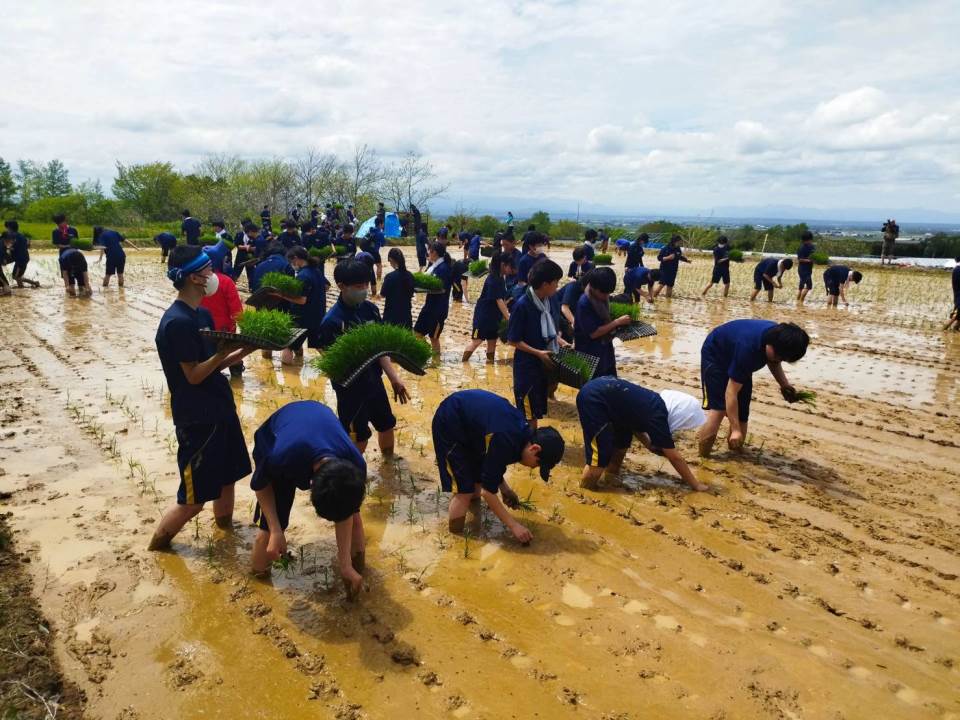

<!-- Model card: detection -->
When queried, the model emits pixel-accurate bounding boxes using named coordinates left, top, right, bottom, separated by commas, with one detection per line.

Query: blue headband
left=166, top=251, right=211, bottom=284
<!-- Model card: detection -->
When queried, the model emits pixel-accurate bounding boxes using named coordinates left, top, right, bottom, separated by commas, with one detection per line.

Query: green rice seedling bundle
left=729, top=249, right=744, bottom=262
left=811, top=252, right=830, bottom=265
left=593, top=253, right=613, bottom=265
left=795, top=389, right=817, bottom=407
left=413, top=272, right=443, bottom=292
left=553, top=351, right=594, bottom=384
left=313, top=323, right=432, bottom=384
left=468, top=260, right=488, bottom=276
left=609, top=301, right=641, bottom=322
left=223, top=239, right=236, bottom=250
left=198, top=233, right=220, bottom=245
left=235, top=308, right=295, bottom=345
left=259, top=272, right=304, bottom=296
left=71, top=238, right=94, bottom=251
left=308, top=245, right=346, bottom=260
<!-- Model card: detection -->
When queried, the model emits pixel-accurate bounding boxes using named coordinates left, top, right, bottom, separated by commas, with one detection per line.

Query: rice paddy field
left=1, top=247, right=958, bottom=719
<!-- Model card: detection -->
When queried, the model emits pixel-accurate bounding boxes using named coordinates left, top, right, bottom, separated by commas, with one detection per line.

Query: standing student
left=319, top=259, right=410, bottom=454
left=278, top=220, right=301, bottom=249
left=577, top=377, right=707, bottom=491
left=93, top=226, right=136, bottom=288
left=381, top=247, right=415, bottom=328
left=199, top=249, right=245, bottom=377
left=521, top=224, right=538, bottom=253
left=155, top=232, right=178, bottom=264
left=625, top=232, right=647, bottom=270
left=291, top=204, right=302, bottom=223
left=507, top=259, right=565, bottom=428
left=212, top=219, right=230, bottom=242
left=516, top=233, right=546, bottom=286
left=624, top=266, right=661, bottom=304
left=181, top=210, right=202, bottom=246
left=823, top=265, right=863, bottom=307
left=946, top=256, right=960, bottom=331
left=310, top=204, right=320, bottom=225
left=0, top=236, right=11, bottom=296
left=248, top=401, right=367, bottom=595
left=59, top=248, right=92, bottom=297
left=339, top=223, right=357, bottom=256
left=654, top=235, right=690, bottom=298
left=414, top=242, right=453, bottom=354
left=881, top=218, right=899, bottom=265
left=575, top=267, right=631, bottom=378
left=250, top=243, right=294, bottom=291
left=233, top=222, right=259, bottom=285
left=580, top=229, right=598, bottom=261
left=448, top=232, right=471, bottom=302
left=148, top=245, right=255, bottom=551
left=375, top=202, right=385, bottom=226
left=560, top=271, right=590, bottom=340
left=463, top=252, right=514, bottom=363
left=701, top=235, right=731, bottom=297
left=568, top=246, right=594, bottom=279
left=361, top=218, right=386, bottom=283
left=750, top=257, right=793, bottom=302
left=4, top=221, right=39, bottom=288
left=432, top=390, right=564, bottom=543
left=415, top=223, right=429, bottom=271
left=260, top=205, right=272, bottom=232
left=698, top=320, right=809, bottom=457
left=598, top=228, right=610, bottom=253
left=278, top=247, right=329, bottom=366
left=51, top=214, right=78, bottom=255
left=796, top=230, right=816, bottom=304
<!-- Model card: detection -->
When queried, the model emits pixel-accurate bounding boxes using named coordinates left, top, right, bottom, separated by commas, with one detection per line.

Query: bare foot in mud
left=215, top=514, right=233, bottom=530
left=448, top=515, right=466, bottom=534
left=352, top=550, right=365, bottom=574
left=147, top=528, right=175, bottom=551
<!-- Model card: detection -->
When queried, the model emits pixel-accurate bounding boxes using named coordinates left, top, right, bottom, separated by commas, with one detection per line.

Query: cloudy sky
left=2, top=0, right=958, bottom=217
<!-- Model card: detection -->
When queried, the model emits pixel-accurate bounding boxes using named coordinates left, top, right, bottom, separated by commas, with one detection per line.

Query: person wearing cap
left=796, top=231, right=816, bottom=304
left=823, top=265, right=863, bottom=307
left=149, top=245, right=256, bottom=552
left=58, top=247, right=93, bottom=297
left=154, top=231, right=178, bottom=264
left=431, top=389, right=565, bottom=544
left=319, top=259, right=410, bottom=456
left=51, top=214, right=79, bottom=255
left=3, top=221, right=39, bottom=289
left=181, top=210, right=202, bottom=246
left=93, top=227, right=130, bottom=288
left=698, top=320, right=810, bottom=457
left=577, top=377, right=707, bottom=491
left=653, top=235, right=690, bottom=298
left=701, top=235, right=731, bottom=298
left=750, top=257, right=794, bottom=302
left=249, top=400, right=367, bottom=596
left=507, top=259, right=566, bottom=428
left=624, top=266, right=661, bottom=304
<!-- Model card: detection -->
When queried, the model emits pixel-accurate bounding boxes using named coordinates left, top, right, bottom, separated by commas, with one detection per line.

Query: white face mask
left=343, top=287, right=368, bottom=306
left=203, top=272, right=219, bottom=297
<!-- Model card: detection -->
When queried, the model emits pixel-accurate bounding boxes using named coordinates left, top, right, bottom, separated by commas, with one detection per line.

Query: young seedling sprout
left=516, top=489, right=538, bottom=513
left=795, top=390, right=818, bottom=407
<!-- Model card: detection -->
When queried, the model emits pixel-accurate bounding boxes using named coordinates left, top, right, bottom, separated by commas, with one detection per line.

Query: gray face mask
left=343, top=287, right=368, bottom=307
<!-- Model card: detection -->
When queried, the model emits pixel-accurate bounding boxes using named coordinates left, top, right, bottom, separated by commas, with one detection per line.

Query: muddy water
left=1, top=249, right=959, bottom=719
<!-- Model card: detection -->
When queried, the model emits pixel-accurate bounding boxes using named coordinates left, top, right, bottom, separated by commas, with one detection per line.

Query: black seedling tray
left=613, top=321, right=657, bottom=342
left=549, top=348, right=599, bottom=389
left=480, top=246, right=494, bottom=257
left=414, top=286, right=446, bottom=294
left=200, top=327, right=307, bottom=351
left=337, top=351, right=428, bottom=388
left=469, top=269, right=489, bottom=279
left=245, top=286, right=285, bottom=309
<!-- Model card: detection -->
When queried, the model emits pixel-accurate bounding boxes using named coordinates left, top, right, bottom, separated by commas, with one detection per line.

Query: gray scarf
left=527, top=287, right=559, bottom=352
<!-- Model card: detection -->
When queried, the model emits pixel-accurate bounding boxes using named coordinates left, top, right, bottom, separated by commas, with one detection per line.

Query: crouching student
left=577, top=377, right=708, bottom=491
left=249, top=400, right=367, bottom=596
left=574, top=267, right=632, bottom=378
left=155, top=232, right=178, bottom=264
left=568, top=246, right=594, bottom=279
left=59, top=247, right=92, bottom=297
left=319, top=259, right=410, bottom=455
left=149, top=246, right=256, bottom=551
left=698, top=320, right=809, bottom=457
left=750, top=257, right=793, bottom=302
left=823, top=265, right=863, bottom=307
left=93, top=226, right=137, bottom=288
left=463, top=252, right=514, bottom=363
left=624, top=266, right=661, bottom=304
left=432, top=390, right=565, bottom=544
left=508, top=259, right=565, bottom=428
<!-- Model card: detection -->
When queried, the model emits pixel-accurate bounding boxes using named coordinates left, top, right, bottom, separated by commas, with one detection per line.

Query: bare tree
left=294, top=149, right=340, bottom=209
left=379, top=152, right=449, bottom=212
left=349, top=144, right=382, bottom=205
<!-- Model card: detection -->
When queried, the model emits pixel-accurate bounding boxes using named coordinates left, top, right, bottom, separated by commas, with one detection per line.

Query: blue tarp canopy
left=355, top=212, right=401, bottom=239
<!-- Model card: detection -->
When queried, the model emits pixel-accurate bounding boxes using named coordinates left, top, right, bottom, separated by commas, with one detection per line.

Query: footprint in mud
left=67, top=629, right=114, bottom=684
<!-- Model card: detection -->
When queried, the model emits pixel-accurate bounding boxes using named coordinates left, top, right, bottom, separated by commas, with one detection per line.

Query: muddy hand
left=510, top=522, right=532, bottom=545
left=728, top=431, right=744, bottom=451
left=780, top=385, right=798, bottom=403
left=342, top=567, right=363, bottom=600
left=266, top=531, right=287, bottom=561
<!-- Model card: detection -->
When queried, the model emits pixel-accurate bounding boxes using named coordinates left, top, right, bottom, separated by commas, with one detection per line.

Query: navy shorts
left=798, top=273, right=813, bottom=290
left=432, top=415, right=483, bottom=495
left=711, top=266, right=730, bottom=284
left=659, top=271, right=676, bottom=288
left=753, top=268, right=774, bottom=291
left=514, top=365, right=548, bottom=421
left=334, top=377, right=396, bottom=443
left=700, top=358, right=753, bottom=423
left=576, top=391, right=632, bottom=467
left=176, top=415, right=251, bottom=505
left=105, top=254, right=126, bottom=276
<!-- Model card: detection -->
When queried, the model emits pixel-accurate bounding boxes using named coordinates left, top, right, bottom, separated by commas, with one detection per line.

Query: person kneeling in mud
left=149, top=246, right=257, bottom=551
left=432, top=390, right=565, bottom=544
left=250, top=400, right=367, bottom=597
left=698, top=320, right=810, bottom=457
left=577, top=377, right=708, bottom=492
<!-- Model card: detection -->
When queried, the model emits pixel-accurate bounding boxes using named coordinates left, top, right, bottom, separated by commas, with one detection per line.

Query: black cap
left=533, top=427, right=564, bottom=482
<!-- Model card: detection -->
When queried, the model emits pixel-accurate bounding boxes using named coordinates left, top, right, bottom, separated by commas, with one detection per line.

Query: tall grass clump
left=609, top=302, right=641, bottom=322
left=413, top=272, right=443, bottom=291
left=259, top=272, right=304, bottom=296
left=236, top=308, right=295, bottom=345
left=313, top=324, right=432, bottom=384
